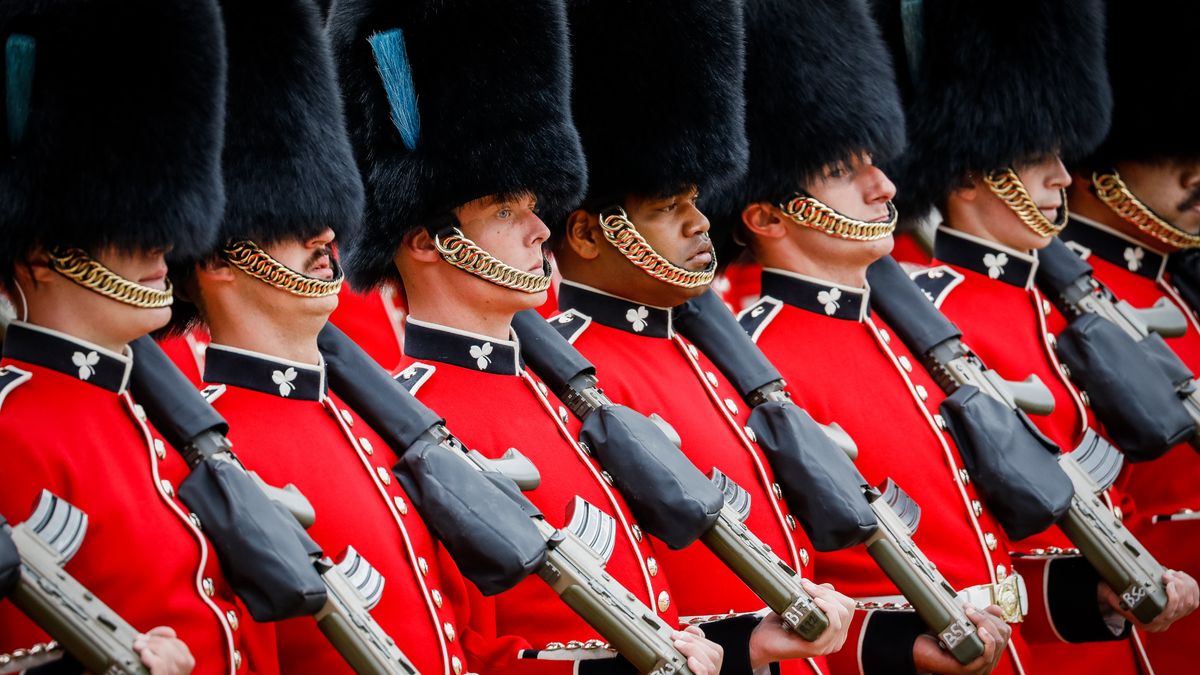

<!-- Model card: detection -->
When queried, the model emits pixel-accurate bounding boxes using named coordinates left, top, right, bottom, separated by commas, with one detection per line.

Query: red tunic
left=1058, top=215, right=1200, bottom=674
left=924, top=225, right=1151, bottom=674
left=199, top=343, right=471, bottom=675
left=554, top=281, right=824, bottom=675
left=396, top=317, right=680, bottom=674
left=737, top=268, right=1032, bottom=675
left=328, top=284, right=407, bottom=373
left=0, top=322, right=275, bottom=674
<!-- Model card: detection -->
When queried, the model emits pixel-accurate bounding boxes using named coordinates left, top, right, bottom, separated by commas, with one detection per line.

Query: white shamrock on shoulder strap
left=817, top=287, right=842, bottom=315
left=470, top=342, right=493, bottom=370
left=626, top=306, right=650, bottom=332
left=1123, top=246, right=1144, bottom=272
left=983, top=252, right=1009, bottom=279
left=71, top=351, right=100, bottom=381
left=272, top=367, right=298, bottom=397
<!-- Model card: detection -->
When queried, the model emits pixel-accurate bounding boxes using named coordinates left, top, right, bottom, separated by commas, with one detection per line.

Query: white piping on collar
left=12, top=321, right=133, bottom=392
left=559, top=279, right=676, bottom=335
left=761, top=267, right=871, bottom=322
left=1070, top=212, right=1169, bottom=280
left=404, top=316, right=523, bottom=373
left=206, top=342, right=326, bottom=394
left=937, top=225, right=1040, bottom=289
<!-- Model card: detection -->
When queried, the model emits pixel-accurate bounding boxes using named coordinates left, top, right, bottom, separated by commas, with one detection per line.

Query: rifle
left=671, top=290, right=986, bottom=663
left=318, top=324, right=697, bottom=675
left=511, top=308, right=830, bottom=643
left=0, top=494, right=147, bottom=674
left=1035, top=237, right=1198, bottom=456
left=868, top=255, right=1171, bottom=623
left=127, top=337, right=418, bottom=675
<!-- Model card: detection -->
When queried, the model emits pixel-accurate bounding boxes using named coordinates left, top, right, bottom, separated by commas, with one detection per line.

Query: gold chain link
left=223, top=240, right=344, bottom=298
left=984, top=168, right=1069, bottom=237
left=778, top=194, right=898, bottom=241
left=433, top=228, right=552, bottom=294
left=0, top=641, right=61, bottom=669
left=48, top=249, right=174, bottom=309
left=1093, top=171, right=1200, bottom=249
left=598, top=207, right=716, bottom=288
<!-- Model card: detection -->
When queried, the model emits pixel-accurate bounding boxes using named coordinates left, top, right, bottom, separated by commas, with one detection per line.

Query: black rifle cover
left=1168, top=248, right=1200, bottom=315
left=579, top=405, right=724, bottom=549
left=1055, top=314, right=1194, bottom=462
left=747, top=402, right=878, bottom=551
left=128, top=337, right=327, bottom=621
left=318, top=323, right=547, bottom=595
left=1139, top=332, right=1197, bottom=389
left=510, top=309, right=595, bottom=394
left=939, top=386, right=1072, bottom=540
left=866, top=256, right=962, bottom=355
left=318, top=324, right=441, bottom=450
left=178, top=460, right=328, bottom=620
left=1035, top=237, right=1093, bottom=294
left=0, top=516, right=19, bottom=598
left=673, top=290, right=878, bottom=551
left=394, top=440, right=547, bottom=596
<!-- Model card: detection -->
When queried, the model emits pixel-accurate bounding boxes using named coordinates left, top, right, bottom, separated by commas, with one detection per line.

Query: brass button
left=772, top=483, right=783, bottom=500
left=153, top=438, right=167, bottom=460
left=537, top=382, right=549, bottom=396
left=160, top=479, right=174, bottom=497
left=340, top=409, right=354, bottom=426
left=898, top=356, right=913, bottom=373
left=705, top=371, right=719, bottom=386
left=935, top=414, right=947, bottom=430
left=1080, top=391, right=1090, bottom=407
left=1060, top=363, right=1072, bottom=378
left=724, top=398, right=739, bottom=415
left=393, top=495, right=408, bottom=515
left=452, top=656, right=464, bottom=675
left=984, top=533, right=998, bottom=551
left=915, top=385, right=929, bottom=401
left=786, top=515, right=797, bottom=530
left=578, top=441, right=592, bottom=456
left=226, top=610, right=239, bottom=631
left=558, top=406, right=570, bottom=423
left=376, top=466, right=392, bottom=485
left=647, top=557, right=658, bottom=577
left=657, top=591, right=671, bottom=613
left=879, top=328, right=891, bottom=344
left=1114, top=506, right=1124, bottom=522
left=800, top=548, right=810, bottom=567
left=632, top=525, right=643, bottom=542
left=188, top=513, right=202, bottom=530
left=202, top=577, right=215, bottom=597
left=744, top=426, right=757, bottom=443
left=1042, top=299, right=1052, bottom=316
left=972, top=500, right=983, bottom=517
left=233, top=650, right=242, bottom=670
left=359, top=437, right=374, bottom=455
left=133, top=404, right=148, bottom=421
left=687, top=344, right=699, bottom=358
left=1047, top=334, right=1057, bottom=348
left=443, top=622, right=456, bottom=642
left=431, top=589, right=444, bottom=608
left=418, top=557, right=430, bottom=576
left=959, top=468, right=971, bottom=485
left=601, top=471, right=615, bottom=486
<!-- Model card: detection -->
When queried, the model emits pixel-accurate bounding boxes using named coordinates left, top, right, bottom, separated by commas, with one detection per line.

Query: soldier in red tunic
left=161, top=1, right=474, bottom=672
left=876, top=1, right=1200, bottom=672
left=547, top=1, right=860, bottom=673
left=328, top=1, right=733, bottom=672
left=1051, top=4, right=1200, bottom=672
left=0, top=1, right=274, bottom=672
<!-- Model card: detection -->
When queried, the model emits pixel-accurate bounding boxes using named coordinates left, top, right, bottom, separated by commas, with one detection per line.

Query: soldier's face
left=963, top=156, right=1070, bottom=251
left=621, top=189, right=714, bottom=301
left=255, top=227, right=341, bottom=319
left=1114, top=159, right=1200, bottom=236
left=804, top=154, right=896, bottom=223
left=452, top=192, right=551, bottom=311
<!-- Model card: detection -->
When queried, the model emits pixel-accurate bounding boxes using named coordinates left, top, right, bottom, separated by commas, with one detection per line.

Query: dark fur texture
left=876, top=0, right=1112, bottom=222
left=216, top=0, right=364, bottom=248
left=0, top=0, right=226, bottom=281
left=328, top=0, right=586, bottom=290
left=567, top=0, right=748, bottom=212
left=706, top=0, right=905, bottom=259
left=1086, top=0, right=1200, bottom=167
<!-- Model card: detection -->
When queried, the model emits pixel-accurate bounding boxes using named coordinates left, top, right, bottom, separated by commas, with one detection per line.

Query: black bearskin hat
left=874, top=0, right=1112, bottom=223
left=328, top=0, right=586, bottom=290
left=567, top=0, right=748, bottom=214
left=216, top=0, right=363, bottom=249
left=1085, top=0, right=1200, bottom=168
left=707, top=0, right=906, bottom=255
left=0, top=0, right=226, bottom=283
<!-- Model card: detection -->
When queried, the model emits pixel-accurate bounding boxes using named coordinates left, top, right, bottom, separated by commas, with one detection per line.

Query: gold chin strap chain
left=48, top=248, right=174, bottom=309
left=778, top=194, right=898, bottom=241
left=1093, top=171, right=1200, bottom=249
left=223, top=240, right=344, bottom=298
left=433, top=227, right=552, bottom=294
left=598, top=206, right=717, bottom=289
left=984, top=168, right=1069, bottom=237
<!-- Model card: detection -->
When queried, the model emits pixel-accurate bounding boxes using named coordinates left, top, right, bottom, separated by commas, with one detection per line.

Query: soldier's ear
left=196, top=256, right=236, bottom=283
left=563, top=209, right=602, bottom=260
left=741, top=203, right=787, bottom=240
left=22, top=246, right=57, bottom=284
left=400, top=227, right=441, bottom=263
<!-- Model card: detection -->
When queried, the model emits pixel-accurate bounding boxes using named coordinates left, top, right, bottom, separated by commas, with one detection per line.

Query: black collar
left=203, top=344, right=327, bottom=401
left=760, top=269, right=869, bottom=322
left=1059, top=215, right=1167, bottom=281
left=2, top=322, right=131, bottom=393
left=403, top=318, right=523, bottom=376
left=934, top=226, right=1039, bottom=289
left=558, top=281, right=674, bottom=338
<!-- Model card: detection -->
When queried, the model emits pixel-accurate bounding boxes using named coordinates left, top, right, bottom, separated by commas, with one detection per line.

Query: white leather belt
left=856, top=571, right=1029, bottom=624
